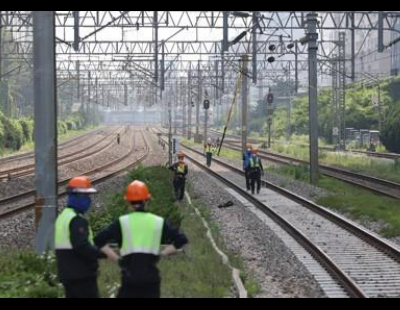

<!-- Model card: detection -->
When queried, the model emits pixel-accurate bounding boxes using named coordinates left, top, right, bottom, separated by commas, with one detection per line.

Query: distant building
left=391, top=16, right=400, bottom=76
left=326, top=12, right=400, bottom=80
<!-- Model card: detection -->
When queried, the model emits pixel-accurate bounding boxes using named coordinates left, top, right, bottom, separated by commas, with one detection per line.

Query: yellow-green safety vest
left=250, top=157, right=261, bottom=169
left=119, top=212, right=165, bottom=257
left=177, top=163, right=186, bottom=174
left=55, top=208, right=94, bottom=250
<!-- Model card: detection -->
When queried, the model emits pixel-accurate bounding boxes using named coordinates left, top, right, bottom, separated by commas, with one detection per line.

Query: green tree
left=381, top=102, right=400, bottom=153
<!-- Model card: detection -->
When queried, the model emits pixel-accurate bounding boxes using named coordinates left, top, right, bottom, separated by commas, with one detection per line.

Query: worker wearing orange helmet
left=169, top=152, right=189, bottom=201
left=249, top=148, right=264, bottom=195
left=55, top=176, right=119, bottom=298
left=205, top=138, right=214, bottom=167
left=94, top=181, right=188, bottom=299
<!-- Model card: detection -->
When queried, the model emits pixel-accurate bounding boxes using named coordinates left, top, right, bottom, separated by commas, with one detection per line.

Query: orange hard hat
left=68, top=176, right=97, bottom=194
left=125, top=181, right=152, bottom=202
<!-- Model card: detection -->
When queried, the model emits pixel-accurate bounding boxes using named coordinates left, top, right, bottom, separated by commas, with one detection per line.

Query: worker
left=117, top=133, right=121, bottom=145
left=55, top=176, right=119, bottom=299
left=205, top=138, right=214, bottom=167
left=243, top=145, right=253, bottom=191
left=94, top=181, right=188, bottom=299
left=169, top=152, right=188, bottom=201
left=249, top=149, right=264, bottom=195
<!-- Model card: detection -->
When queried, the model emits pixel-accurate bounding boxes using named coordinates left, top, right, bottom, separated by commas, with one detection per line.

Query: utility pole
left=174, top=78, right=178, bottom=135
left=350, top=12, right=356, bottom=82
left=88, top=71, right=92, bottom=125
left=187, top=66, right=192, bottom=140
left=0, top=12, right=9, bottom=117
left=33, top=11, right=58, bottom=254
left=287, top=65, right=292, bottom=141
left=204, top=96, right=209, bottom=151
left=76, top=60, right=80, bottom=102
left=168, top=99, right=173, bottom=166
left=241, top=55, right=249, bottom=154
left=195, top=61, right=202, bottom=143
left=153, top=11, right=159, bottom=83
left=306, top=12, right=320, bottom=185
left=252, top=12, right=258, bottom=85
left=182, top=77, right=187, bottom=137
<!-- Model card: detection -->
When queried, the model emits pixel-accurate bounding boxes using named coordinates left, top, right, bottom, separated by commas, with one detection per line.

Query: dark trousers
left=206, top=152, right=213, bottom=167
left=173, top=177, right=186, bottom=201
left=245, top=168, right=251, bottom=191
left=62, top=278, right=99, bottom=299
left=250, top=170, right=262, bottom=194
left=117, top=283, right=161, bottom=299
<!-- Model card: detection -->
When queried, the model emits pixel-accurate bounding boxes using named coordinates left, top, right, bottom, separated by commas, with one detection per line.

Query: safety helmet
left=68, top=176, right=97, bottom=194
left=125, top=181, right=152, bottom=202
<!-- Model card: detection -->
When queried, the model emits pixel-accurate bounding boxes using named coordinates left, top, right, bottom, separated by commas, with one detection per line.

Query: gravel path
left=187, top=165, right=326, bottom=298
left=192, top=144, right=400, bottom=248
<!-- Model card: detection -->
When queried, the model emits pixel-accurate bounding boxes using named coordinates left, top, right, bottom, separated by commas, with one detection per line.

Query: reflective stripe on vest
left=119, top=213, right=164, bottom=257
left=250, top=157, right=260, bottom=168
left=177, top=163, right=186, bottom=174
left=55, top=208, right=94, bottom=250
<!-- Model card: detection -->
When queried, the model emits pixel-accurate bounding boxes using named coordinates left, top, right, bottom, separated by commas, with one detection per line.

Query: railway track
left=0, top=127, right=122, bottom=180
left=172, top=140, right=400, bottom=298
left=0, top=128, right=150, bottom=219
left=209, top=129, right=400, bottom=161
left=0, top=127, right=106, bottom=166
left=159, top=127, right=400, bottom=200
left=223, top=141, right=400, bottom=201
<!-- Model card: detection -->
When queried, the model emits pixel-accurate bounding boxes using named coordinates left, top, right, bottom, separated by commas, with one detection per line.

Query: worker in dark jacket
left=243, top=146, right=253, bottom=191
left=95, top=181, right=188, bottom=299
left=249, top=149, right=264, bottom=195
left=169, top=152, right=189, bottom=201
left=205, top=138, right=214, bottom=167
left=55, top=176, right=119, bottom=299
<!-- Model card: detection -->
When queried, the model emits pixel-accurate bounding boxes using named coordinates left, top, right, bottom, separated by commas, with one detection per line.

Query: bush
left=0, top=114, right=24, bottom=151
left=381, top=102, right=400, bottom=153
left=63, top=113, right=86, bottom=132
left=65, top=120, right=75, bottom=131
left=0, top=252, right=62, bottom=298
left=0, top=109, right=88, bottom=153
left=19, top=118, right=34, bottom=142
left=57, top=121, right=68, bottom=136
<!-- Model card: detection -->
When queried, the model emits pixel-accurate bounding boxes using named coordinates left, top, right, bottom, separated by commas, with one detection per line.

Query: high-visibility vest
left=250, top=157, right=261, bottom=169
left=119, top=212, right=165, bottom=257
left=177, top=163, right=186, bottom=174
left=55, top=208, right=94, bottom=250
